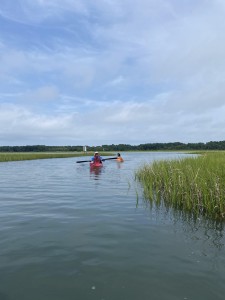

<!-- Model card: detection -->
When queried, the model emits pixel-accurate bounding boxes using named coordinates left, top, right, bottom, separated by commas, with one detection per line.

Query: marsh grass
left=135, top=152, right=225, bottom=221
left=0, top=152, right=113, bottom=162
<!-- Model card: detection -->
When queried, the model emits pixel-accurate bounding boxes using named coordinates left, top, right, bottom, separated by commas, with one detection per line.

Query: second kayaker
left=116, top=153, right=124, bottom=162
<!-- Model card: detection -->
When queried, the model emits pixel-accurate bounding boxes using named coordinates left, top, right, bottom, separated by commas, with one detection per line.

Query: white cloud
left=1, top=0, right=225, bottom=145
left=1, top=96, right=225, bottom=145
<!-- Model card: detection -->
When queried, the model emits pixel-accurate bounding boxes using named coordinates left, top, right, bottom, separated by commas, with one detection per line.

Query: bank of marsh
left=135, top=152, right=225, bottom=221
left=0, top=152, right=113, bottom=162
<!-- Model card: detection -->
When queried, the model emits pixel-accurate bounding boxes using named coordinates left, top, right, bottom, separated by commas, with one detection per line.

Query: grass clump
left=135, top=152, right=225, bottom=221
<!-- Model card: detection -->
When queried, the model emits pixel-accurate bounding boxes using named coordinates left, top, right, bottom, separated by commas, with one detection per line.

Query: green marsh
left=135, top=151, right=225, bottom=221
left=0, top=152, right=113, bottom=162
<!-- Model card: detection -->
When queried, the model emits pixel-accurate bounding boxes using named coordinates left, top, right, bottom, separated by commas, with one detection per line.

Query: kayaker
left=116, top=153, right=124, bottom=162
left=91, top=151, right=102, bottom=163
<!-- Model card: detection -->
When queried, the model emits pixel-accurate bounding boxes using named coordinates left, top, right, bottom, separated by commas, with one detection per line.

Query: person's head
left=94, top=151, right=99, bottom=156
left=117, top=153, right=121, bottom=157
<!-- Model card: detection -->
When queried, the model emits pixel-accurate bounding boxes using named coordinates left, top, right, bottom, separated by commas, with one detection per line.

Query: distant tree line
left=0, top=145, right=83, bottom=152
left=1, top=141, right=225, bottom=152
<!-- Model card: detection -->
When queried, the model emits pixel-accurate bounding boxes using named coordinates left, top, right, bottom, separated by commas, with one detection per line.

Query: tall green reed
left=135, top=152, right=225, bottom=221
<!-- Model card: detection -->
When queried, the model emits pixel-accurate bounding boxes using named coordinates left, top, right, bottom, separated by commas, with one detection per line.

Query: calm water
left=0, top=152, right=224, bottom=300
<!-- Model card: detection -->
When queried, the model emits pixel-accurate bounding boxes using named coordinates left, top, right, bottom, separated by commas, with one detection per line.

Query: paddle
left=102, top=157, right=117, bottom=161
left=76, top=157, right=117, bottom=163
left=76, top=159, right=91, bottom=163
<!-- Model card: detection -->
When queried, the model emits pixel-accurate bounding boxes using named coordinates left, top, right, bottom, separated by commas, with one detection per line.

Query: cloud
left=1, top=95, right=225, bottom=146
left=1, top=0, right=225, bottom=145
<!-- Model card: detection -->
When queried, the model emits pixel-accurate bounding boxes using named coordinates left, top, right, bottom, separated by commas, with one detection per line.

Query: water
left=0, top=152, right=224, bottom=300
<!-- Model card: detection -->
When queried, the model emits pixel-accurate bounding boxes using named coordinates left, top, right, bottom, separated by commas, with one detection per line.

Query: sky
left=1, top=0, right=225, bottom=146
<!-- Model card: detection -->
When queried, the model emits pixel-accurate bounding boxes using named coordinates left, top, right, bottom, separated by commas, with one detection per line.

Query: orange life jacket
left=117, top=157, right=124, bottom=162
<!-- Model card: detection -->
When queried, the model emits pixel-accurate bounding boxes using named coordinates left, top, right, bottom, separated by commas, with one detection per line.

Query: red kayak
left=90, top=161, right=103, bottom=168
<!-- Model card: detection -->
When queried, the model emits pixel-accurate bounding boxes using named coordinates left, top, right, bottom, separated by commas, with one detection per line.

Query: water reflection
left=116, top=161, right=123, bottom=169
left=140, top=198, right=225, bottom=250
left=89, top=166, right=103, bottom=179
left=182, top=216, right=225, bottom=250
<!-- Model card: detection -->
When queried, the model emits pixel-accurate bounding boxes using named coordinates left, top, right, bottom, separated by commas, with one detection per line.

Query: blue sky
left=1, top=0, right=225, bottom=146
